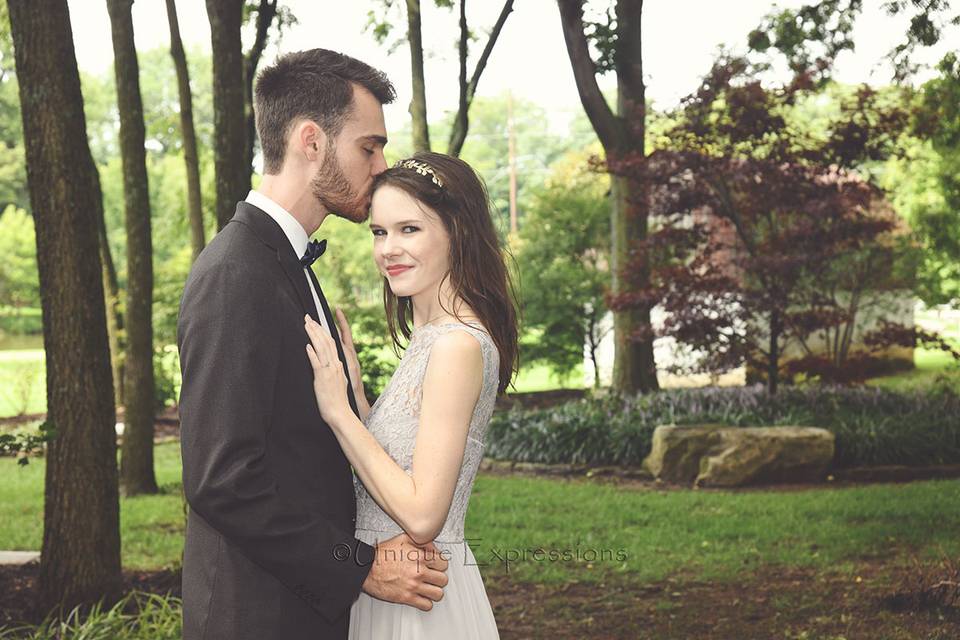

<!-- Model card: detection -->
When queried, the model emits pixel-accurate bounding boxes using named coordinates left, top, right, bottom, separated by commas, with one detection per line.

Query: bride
left=304, top=151, right=518, bottom=639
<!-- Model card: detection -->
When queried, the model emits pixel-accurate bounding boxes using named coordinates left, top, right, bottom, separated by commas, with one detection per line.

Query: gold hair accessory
left=393, top=159, right=444, bottom=188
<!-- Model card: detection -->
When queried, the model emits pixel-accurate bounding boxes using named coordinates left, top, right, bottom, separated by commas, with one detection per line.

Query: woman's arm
left=305, top=319, right=482, bottom=545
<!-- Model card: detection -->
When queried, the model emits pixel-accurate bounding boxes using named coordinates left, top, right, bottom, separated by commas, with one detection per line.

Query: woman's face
left=369, top=184, right=451, bottom=299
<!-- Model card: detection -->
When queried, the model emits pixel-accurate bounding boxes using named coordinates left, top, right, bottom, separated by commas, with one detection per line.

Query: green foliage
left=0, top=592, right=182, bottom=640
left=515, top=148, right=610, bottom=383
left=0, top=206, right=39, bottom=311
left=153, top=345, right=180, bottom=412
left=315, top=215, right=398, bottom=397
left=0, top=420, right=54, bottom=466
left=0, top=306, right=41, bottom=336
left=0, top=74, right=27, bottom=212
left=488, top=385, right=960, bottom=468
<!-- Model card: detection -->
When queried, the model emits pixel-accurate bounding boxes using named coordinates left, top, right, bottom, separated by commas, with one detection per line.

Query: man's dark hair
left=254, top=49, right=396, bottom=174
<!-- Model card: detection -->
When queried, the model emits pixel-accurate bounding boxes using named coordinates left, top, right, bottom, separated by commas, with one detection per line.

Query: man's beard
left=310, top=139, right=369, bottom=223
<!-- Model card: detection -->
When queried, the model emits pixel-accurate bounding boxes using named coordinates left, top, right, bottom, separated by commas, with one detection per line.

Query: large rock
left=642, top=424, right=835, bottom=487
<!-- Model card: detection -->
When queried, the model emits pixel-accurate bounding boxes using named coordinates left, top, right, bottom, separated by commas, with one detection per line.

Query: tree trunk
left=206, top=0, right=247, bottom=230
left=768, top=308, right=781, bottom=394
left=165, top=0, right=205, bottom=262
left=96, top=200, right=125, bottom=406
left=406, top=0, right=430, bottom=152
left=8, top=0, right=122, bottom=612
left=447, top=0, right=514, bottom=157
left=243, top=0, right=278, bottom=186
left=587, top=313, right=601, bottom=388
left=107, top=0, right=158, bottom=496
left=558, top=0, right=658, bottom=393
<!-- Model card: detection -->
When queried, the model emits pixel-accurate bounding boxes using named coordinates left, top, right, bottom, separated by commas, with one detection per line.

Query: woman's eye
left=363, top=148, right=374, bottom=155
left=402, top=225, right=419, bottom=233
left=371, top=229, right=385, bottom=237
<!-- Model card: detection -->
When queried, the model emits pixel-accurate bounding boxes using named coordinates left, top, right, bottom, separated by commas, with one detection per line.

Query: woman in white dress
left=304, top=151, right=518, bottom=639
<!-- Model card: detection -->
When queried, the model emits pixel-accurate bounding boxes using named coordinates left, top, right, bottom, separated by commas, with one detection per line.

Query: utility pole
left=507, top=90, right=518, bottom=235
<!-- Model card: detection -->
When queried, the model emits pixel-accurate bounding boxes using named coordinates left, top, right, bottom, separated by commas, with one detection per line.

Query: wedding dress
left=349, top=322, right=500, bottom=639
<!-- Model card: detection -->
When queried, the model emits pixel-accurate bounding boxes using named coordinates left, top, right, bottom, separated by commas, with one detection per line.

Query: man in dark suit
left=177, top=49, right=449, bottom=640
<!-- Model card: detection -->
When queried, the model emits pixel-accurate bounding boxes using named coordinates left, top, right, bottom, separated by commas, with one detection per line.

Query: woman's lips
left=386, top=265, right=412, bottom=276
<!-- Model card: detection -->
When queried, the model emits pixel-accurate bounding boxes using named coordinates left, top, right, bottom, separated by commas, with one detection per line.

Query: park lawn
left=511, top=361, right=584, bottom=393
left=0, top=350, right=580, bottom=418
left=1, top=442, right=959, bottom=586
left=866, top=346, right=960, bottom=393
left=0, top=349, right=45, bottom=418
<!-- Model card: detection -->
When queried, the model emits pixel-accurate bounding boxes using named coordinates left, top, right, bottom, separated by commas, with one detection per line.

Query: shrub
left=487, top=385, right=960, bottom=469
left=0, top=592, right=181, bottom=640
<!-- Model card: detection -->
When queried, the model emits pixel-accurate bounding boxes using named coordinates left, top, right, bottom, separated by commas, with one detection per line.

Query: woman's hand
left=304, top=315, right=352, bottom=427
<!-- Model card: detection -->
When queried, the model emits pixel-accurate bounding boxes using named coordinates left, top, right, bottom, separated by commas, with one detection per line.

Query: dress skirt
left=348, top=529, right=500, bottom=639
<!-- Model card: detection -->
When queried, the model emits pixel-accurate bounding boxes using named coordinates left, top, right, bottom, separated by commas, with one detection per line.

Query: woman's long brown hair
left=373, top=151, right=519, bottom=394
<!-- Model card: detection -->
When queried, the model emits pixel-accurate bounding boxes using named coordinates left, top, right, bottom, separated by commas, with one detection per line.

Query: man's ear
left=295, top=121, right=326, bottom=162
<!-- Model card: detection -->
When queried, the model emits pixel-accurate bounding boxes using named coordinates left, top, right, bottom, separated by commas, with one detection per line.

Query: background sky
left=69, top=0, right=957, bottom=133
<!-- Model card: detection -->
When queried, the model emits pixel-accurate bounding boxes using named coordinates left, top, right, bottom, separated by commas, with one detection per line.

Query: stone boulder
left=642, top=424, right=835, bottom=487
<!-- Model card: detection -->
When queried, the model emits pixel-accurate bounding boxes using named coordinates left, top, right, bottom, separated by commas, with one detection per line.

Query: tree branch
left=557, top=0, right=619, bottom=151
left=447, top=0, right=514, bottom=156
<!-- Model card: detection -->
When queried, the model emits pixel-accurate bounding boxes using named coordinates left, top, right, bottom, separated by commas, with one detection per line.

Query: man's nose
left=372, top=149, right=387, bottom=176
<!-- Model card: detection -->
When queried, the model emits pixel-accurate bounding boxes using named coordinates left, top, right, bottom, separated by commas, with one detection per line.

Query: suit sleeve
left=177, top=259, right=374, bottom=622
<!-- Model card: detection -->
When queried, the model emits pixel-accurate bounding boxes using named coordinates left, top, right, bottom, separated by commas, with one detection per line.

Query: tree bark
left=107, top=0, right=158, bottom=496
left=8, top=0, right=122, bottom=612
left=768, top=308, right=781, bottom=394
left=96, top=199, right=125, bottom=406
left=243, top=0, right=278, bottom=184
left=557, top=0, right=658, bottom=393
left=447, top=0, right=514, bottom=157
left=406, top=0, right=430, bottom=152
left=206, top=0, right=247, bottom=230
left=165, top=0, right=205, bottom=262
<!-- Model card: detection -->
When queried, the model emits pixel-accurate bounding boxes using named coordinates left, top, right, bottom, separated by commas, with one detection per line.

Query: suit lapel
left=306, top=266, right=360, bottom=417
left=231, top=201, right=358, bottom=418
left=230, top=202, right=321, bottom=323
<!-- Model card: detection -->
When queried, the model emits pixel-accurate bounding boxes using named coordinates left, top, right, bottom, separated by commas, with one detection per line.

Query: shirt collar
left=245, top=190, right=309, bottom=260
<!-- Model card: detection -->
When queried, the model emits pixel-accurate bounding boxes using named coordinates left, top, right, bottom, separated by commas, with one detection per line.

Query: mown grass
left=0, top=350, right=45, bottom=418
left=2, top=442, right=959, bottom=586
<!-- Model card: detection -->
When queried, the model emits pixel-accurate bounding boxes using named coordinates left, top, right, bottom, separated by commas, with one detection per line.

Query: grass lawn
left=510, top=361, right=584, bottom=393
left=0, top=350, right=45, bottom=418
left=866, top=347, right=960, bottom=393
left=2, top=442, right=959, bottom=586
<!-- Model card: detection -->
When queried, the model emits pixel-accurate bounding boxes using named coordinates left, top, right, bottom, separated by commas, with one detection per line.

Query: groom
left=177, top=49, right=448, bottom=640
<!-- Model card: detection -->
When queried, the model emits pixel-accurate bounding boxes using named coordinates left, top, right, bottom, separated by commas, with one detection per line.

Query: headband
left=393, top=159, right=444, bottom=188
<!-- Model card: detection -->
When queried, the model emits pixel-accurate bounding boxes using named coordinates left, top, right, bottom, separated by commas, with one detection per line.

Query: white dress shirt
left=245, top=190, right=330, bottom=335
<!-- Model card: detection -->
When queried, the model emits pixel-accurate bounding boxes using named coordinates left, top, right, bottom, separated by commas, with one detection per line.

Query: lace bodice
left=353, top=322, right=499, bottom=543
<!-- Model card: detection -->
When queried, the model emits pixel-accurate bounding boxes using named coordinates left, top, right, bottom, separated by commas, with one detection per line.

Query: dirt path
left=2, top=555, right=957, bottom=638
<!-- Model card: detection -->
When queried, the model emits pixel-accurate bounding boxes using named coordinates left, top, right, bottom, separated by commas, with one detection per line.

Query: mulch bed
left=0, top=563, right=181, bottom=628
left=2, top=556, right=957, bottom=638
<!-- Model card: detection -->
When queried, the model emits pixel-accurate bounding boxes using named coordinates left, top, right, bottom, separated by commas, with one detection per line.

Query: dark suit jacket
left=177, top=202, right=374, bottom=640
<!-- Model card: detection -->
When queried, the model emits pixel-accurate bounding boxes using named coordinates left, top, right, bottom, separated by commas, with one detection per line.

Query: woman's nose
left=381, top=234, right=401, bottom=257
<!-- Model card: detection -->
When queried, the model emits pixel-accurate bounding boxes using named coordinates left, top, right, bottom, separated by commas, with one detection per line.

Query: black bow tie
left=300, top=239, right=327, bottom=267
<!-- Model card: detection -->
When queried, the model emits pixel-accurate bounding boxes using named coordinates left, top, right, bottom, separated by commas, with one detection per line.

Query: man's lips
left=386, top=265, right=412, bottom=276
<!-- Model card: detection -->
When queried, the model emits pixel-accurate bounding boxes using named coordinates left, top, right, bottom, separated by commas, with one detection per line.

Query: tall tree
left=748, top=0, right=959, bottom=83
left=367, top=0, right=514, bottom=156
left=206, top=0, right=247, bottom=230
left=107, top=0, right=158, bottom=496
left=242, top=0, right=295, bottom=185
left=447, top=0, right=513, bottom=156
left=97, top=204, right=125, bottom=407
left=557, top=0, right=658, bottom=393
left=407, top=0, right=430, bottom=151
left=8, top=0, right=122, bottom=611
left=166, top=0, right=205, bottom=262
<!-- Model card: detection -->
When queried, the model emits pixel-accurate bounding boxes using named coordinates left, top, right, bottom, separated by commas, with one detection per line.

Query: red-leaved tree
left=608, top=56, right=957, bottom=393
